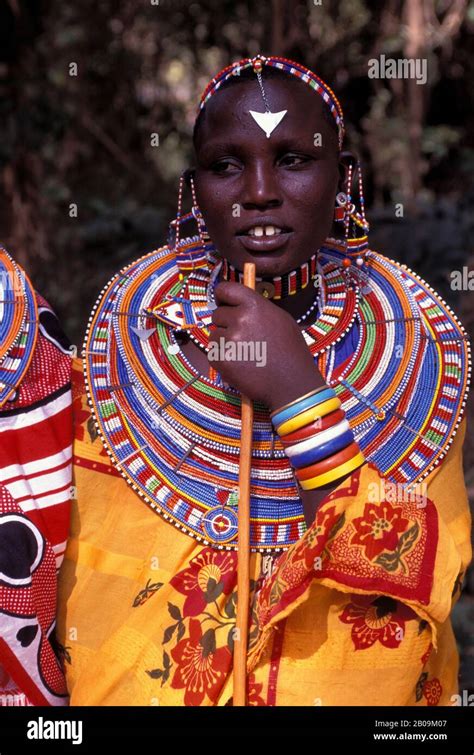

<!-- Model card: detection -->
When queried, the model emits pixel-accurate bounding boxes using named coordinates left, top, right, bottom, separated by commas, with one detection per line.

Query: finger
left=211, top=306, right=232, bottom=328
left=213, top=280, right=256, bottom=306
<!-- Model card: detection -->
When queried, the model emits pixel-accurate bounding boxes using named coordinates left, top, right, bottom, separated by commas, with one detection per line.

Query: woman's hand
left=208, top=280, right=326, bottom=411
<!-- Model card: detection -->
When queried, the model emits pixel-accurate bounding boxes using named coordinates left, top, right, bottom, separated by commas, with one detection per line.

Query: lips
left=236, top=221, right=293, bottom=253
left=237, top=232, right=293, bottom=253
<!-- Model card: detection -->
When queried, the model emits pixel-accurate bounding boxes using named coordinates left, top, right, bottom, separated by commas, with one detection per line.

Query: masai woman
left=56, top=56, right=471, bottom=706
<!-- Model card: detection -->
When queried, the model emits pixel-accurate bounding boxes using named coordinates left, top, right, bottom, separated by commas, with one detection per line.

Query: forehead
left=195, top=76, right=337, bottom=150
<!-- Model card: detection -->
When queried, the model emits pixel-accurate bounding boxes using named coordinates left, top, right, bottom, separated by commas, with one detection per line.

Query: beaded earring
left=168, top=170, right=212, bottom=280
left=333, top=154, right=371, bottom=294
left=333, top=154, right=369, bottom=239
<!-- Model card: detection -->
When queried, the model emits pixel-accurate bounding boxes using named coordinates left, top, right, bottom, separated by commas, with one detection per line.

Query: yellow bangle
left=276, top=397, right=341, bottom=436
left=298, top=451, right=366, bottom=490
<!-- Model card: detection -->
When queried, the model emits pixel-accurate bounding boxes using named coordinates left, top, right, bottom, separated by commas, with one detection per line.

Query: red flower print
left=170, top=618, right=232, bottom=705
left=248, top=672, right=266, bottom=706
left=293, top=505, right=343, bottom=569
left=423, top=678, right=442, bottom=706
left=312, top=505, right=343, bottom=541
left=279, top=558, right=308, bottom=592
left=170, top=547, right=237, bottom=617
left=351, top=501, right=410, bottom=560
left=254, top=575, right=277, bottom=628
left=339, top=595, right=417, bottom=650
left=253, top=506, right=345, bottom=631
left=421, top=642, right=433, bottom=666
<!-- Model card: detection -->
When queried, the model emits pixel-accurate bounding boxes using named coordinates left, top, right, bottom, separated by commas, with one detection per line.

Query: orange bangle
left=279, top=408, right=346, bottom=446
left=295, top=441, right=361, bottom=481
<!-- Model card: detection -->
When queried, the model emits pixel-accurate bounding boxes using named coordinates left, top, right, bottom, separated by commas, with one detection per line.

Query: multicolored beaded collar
left=0, top=248, right=38, bottom=407
left=83, top=236, right=471, bottom=552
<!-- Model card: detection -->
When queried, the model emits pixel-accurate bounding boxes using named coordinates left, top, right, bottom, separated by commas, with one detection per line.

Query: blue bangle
left=271, top=387, right=336, bottom=428
left=288, top=429, right=354, bottom=469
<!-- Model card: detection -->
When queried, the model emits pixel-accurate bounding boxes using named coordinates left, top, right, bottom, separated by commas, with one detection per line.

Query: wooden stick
left=233, top=261, right=256, bottom=706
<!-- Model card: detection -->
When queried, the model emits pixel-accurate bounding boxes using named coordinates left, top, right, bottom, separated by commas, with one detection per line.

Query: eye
left=278, top=153, right=312, bottom=168
left=210, top=158, right=242, bottom=174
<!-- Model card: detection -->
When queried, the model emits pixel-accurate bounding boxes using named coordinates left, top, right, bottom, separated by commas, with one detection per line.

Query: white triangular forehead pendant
left=249, top=109, right=288, bottom=138
left=248, top=57, right=288, bottom=138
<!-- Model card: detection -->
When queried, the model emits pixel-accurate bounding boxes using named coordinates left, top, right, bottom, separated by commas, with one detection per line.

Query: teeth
left=248, top=225, right=283, bottom=237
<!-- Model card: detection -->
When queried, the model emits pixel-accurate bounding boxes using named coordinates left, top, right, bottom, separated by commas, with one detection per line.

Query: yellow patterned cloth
left=57, top=357, right=471, bottom=706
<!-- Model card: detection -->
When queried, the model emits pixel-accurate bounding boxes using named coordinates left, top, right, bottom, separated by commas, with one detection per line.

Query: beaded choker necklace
left=220, top=252, right=318, bottom=300
left=83, top=237, right=471, bottom=552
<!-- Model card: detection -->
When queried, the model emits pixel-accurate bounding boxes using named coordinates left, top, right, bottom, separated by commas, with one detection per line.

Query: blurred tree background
left=1, top=0, right=473, bottom=691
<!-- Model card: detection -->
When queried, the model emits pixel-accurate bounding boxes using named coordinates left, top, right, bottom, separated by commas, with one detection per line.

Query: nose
left=240, top=160, right=282, bottom=210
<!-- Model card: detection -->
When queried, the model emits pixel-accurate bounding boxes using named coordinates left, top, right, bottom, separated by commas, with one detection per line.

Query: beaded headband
left=198, top=55, right=345, bottom=149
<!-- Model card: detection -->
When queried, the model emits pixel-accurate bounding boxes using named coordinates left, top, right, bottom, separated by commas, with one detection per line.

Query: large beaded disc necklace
left=83, top=236, right=471, bottom=552
left=0, top=247, right=38, bottom=407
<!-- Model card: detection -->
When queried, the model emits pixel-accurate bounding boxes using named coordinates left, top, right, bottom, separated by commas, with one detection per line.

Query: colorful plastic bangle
left=284, top=419, right=351, bottom=457
left=270, top=387, right=336, bottom=428
left=298, top=451, right=366, bottom=490
left=269, top=385, right=329, bottom=419
left=279, top=408, right=346, bottom=446
left=295, top=441, right=361, bottom=481
left=274, top=397, right=341, bottom=436
left=288, top=430, right=355, bottom=469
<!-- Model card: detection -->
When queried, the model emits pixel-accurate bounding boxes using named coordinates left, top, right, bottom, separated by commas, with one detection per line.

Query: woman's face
left=193, top=75, right=341, bottom=276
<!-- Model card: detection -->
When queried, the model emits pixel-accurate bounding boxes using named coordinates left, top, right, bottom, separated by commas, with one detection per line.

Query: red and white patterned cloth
left=0, top=284, right=72, bottom=706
